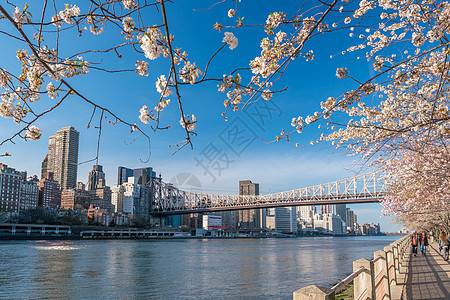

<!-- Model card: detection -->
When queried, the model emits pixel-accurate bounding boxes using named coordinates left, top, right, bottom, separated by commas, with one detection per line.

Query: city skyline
left=0, top=152, right=398, bottom=231
left=0, top=142, right=400, bottom=232
left=0, top=1, right=400, bottom=230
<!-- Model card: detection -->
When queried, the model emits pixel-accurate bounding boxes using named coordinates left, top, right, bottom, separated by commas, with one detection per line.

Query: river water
left=0, top=236, right=399, bottom=299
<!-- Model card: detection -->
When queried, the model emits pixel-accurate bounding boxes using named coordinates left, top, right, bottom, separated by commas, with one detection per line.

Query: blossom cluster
left=153, top=74, right=172, bottom=112
left=122, top=0, right=137, bottom=10
left=122, top=17, right=135, bottom=33
left=26, top=126, right=42, bottom=140
left=52, top=4, right=81, bottom=27
left=179, top=114, right=197, bottom=131
left=222, top=32, right=238, bottom=50
left=139, top=105, right=151, bottom=124
left=13, top=7, right=26, bottom=28
left=135, top=61, right=149, bottom=76
left=179, top=61, right=202, bottom=84
left=139, top=28, right=167, bottom=60
left=155, top=75, right=172, bottom=97
left=0, top=70, right=12, bottom=89
left=265, top=12, right=285, bottom=35
left=46, top=82, right=58, bottom=99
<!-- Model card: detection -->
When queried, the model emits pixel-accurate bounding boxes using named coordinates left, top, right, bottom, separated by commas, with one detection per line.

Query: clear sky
left=0, top=1, right=402, bottom=232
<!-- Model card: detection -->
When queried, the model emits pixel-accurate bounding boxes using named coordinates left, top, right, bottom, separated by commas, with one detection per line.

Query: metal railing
left=331, top=266, right=365, bottom=294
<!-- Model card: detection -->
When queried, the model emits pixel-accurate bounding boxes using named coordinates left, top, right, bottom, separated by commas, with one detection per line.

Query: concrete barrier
left=293, top=235, right=411, bottom=300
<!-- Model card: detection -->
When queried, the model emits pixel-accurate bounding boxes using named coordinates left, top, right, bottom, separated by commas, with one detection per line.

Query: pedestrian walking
left=439, top=232, right=450, bottom=261
left=430, top=231, right=434, bottom=244
left=420, top=232, right=428, bottom=256
left=412, top=233, right=418, bottom=256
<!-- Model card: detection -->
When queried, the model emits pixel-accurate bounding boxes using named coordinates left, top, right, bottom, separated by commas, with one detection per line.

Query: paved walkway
left=404, top=243, right=450, bottom=299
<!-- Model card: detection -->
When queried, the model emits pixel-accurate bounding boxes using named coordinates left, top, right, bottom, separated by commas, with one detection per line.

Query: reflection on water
left=0, top=236, right=398, bottom=299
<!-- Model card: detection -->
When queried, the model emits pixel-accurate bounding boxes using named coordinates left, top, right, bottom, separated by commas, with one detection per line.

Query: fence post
left=392, top=244, right=401, bottom=280
left=384, top=245, right=396, bottom=291
left=293, top=285, right=335, bottom=300
left=374, top=250, right=391, bottom=300
left=398, top=238, right=406, bottom=273
left=396, top=235, right=411, bottom=281
left=353, top=258, right=374, bottom=300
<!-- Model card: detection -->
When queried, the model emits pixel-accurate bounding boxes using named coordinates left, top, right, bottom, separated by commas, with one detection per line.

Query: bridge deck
left=151, top=197, right=381, bottom=215
left=404, top=243, right=450, bottom=299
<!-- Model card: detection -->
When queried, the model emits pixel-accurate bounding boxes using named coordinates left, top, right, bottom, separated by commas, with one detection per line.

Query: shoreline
left=0, top=233, right=394, bottom=241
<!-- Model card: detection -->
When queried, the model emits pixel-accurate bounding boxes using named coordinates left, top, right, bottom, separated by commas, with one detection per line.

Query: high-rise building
left=299, top=205, right=316, bottom=223
left=133, top=167, right=156, bottom=185
left=90, top=179, right=112, bottom=211
left=111, top=185, right=125, bottom=212
left=335, top=204, right=347, bottom=223
left=313, top=213, right=345, bottom=234
left=87, top=165, right=106, bottom=191
left=117, top=166, right=133, bottom=185
left=122, top=177, right=141, bottom=214
left=114, top=176, right=152, bottom=220
left=37, top=172, right=61, bottom=209
left=275, top=207, right=297, bottom=234
left=117, top=166, right=156, bottom=186
left=237, top=180, right=262, bottom=230
left=77, top=182, right=86, bottom=191
left=346, top=208, right=355, bottom=230
left=42, top=126, right=79, bottom=190
left=321, top=204, right=334, bottom=214
left=20, top=180, right=39, bottom=211
left=0, top=164, right=26, bottom=212
left=41, top=155, right=48, bottom=180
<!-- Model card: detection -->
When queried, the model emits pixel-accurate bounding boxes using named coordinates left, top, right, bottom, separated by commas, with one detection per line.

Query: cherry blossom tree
left=0, top=0, right=288, bottom=156
left=381, top=145, right=450, bottom=229
left=0, top=0, right=357, bottom=156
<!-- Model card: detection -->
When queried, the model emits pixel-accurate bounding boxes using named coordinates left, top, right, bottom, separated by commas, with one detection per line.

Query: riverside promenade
left=404, top=243, right=450, bottom=299
left=294, top=235, right=450, bottom=299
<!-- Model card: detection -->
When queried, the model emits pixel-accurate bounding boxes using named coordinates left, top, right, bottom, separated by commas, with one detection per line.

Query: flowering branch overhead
left=1, top=0, right=450, bottom=228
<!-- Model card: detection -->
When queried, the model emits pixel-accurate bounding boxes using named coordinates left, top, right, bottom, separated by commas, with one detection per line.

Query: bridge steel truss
left=150, top=171, right=389, bottom=216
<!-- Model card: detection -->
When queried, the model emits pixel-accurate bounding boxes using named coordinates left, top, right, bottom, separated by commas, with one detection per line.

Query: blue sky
left=0, top=1, right=401, bottom=231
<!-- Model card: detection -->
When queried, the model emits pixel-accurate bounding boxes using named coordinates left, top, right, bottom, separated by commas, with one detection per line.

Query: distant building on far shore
left=117, top=166, right=156, bottom=186
left=346, top=208, right=356, bottom=231
left=87, top=165, right=106, bottom=191
left=41, top=126, right=79, bottom=190
left=61, top=188, right=90, bottom=210
left=274, top=207, right=297, bottom=234
left=117, top=166, right=133, bottom=186
left=0, top=164, right=27, bottom=212
left=20, top=179, right=39, bottom=211
left=237, top=180, right=262, bottom=231
left=38, top=172, right=61, bottom=209
left=202, top=214, right=222, bottom=230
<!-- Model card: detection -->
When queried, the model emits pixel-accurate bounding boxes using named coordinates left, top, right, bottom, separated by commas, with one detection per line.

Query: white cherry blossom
left=26, top=126, right=42, bottom=140
left=222, top=32, right=238, bottom=50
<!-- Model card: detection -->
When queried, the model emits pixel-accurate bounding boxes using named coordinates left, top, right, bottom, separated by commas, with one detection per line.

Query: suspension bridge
left=150, top=170, right=389, bottom=215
